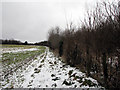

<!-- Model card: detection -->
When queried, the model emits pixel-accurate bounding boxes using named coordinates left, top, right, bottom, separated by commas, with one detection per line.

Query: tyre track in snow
left=1, top=50, right=46, bottom=88
left=0, top=49, right=45, bottom=88
left=20, top=48, right=101, bottom=88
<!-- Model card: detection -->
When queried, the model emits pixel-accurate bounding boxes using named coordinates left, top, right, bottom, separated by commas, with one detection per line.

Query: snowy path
left=1, top=48, right=102, bottom=88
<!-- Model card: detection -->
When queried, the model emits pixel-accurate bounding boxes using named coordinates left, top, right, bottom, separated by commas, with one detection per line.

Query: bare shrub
left=48, top=1, right=120, bottom=88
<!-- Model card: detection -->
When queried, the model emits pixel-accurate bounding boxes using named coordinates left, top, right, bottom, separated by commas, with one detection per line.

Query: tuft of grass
left=68, top=70, right=73, bottom=76
left=34, top=68, right=41, bottom=73
left=62, top=79, right=73, bottom=86
left=52, top=77, right=60, bottom=81
left=80, top=79, right=97, bottom=87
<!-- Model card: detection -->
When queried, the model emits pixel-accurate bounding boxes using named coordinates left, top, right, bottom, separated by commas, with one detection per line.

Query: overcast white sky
left=0, top=0, right=118, bottom=43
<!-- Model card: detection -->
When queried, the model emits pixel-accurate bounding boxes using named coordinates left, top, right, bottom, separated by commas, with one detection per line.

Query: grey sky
left=1, top=0, right=117, bottom=43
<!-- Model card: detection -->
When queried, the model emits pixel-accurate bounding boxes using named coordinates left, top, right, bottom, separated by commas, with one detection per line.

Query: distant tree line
left=34, top=41, right=50, bottom=47
left=0, top=39, right=49, bottom=46
left=0, top=39, right=23, bottom=45
left=48, top=1, right=120, bottom=89
left=0, top=39, right=31, bottom=45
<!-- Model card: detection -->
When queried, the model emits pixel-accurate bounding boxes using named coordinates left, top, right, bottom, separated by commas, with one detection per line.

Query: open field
left=0, top=45, right=46, bottom=87
left=1, top=44, right=38, bottom=48
left=0, top=45, right=103, bottom=88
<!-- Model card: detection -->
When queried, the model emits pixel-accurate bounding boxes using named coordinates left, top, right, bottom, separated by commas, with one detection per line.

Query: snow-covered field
left=1, top=47, right=102, bottom=88
left=2, top=47, right=38, bottom=53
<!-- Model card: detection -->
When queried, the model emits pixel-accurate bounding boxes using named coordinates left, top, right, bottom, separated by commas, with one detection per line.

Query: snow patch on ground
left=2, top=48, right=38, bottom=53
